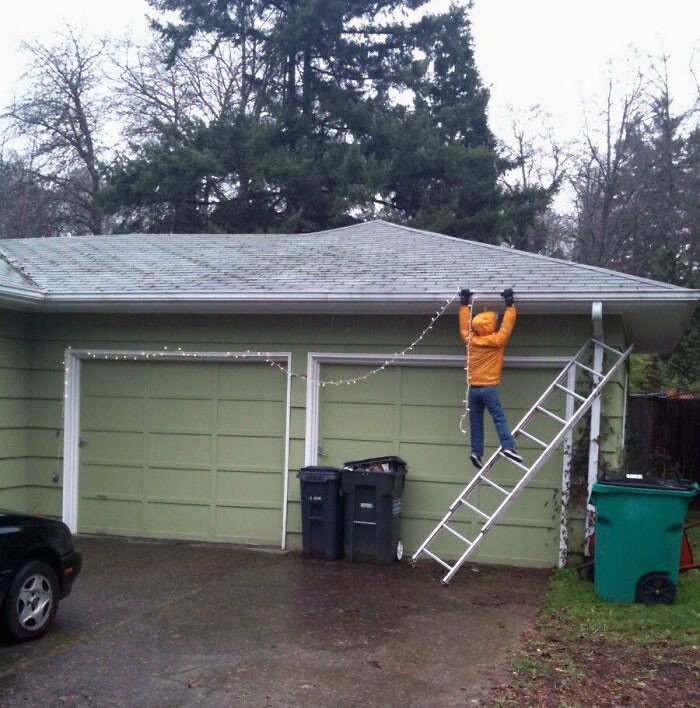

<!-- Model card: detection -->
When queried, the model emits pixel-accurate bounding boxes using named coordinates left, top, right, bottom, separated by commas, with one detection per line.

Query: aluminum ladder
left=410, top=338, right=634, bottom=584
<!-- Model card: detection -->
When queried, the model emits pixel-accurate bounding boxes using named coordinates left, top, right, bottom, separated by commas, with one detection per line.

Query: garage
left=74, top=356, right=289, bottom=545
left=313, top=357, right=569, bottom=566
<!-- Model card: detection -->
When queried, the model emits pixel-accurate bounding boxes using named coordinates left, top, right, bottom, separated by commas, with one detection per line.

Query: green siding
left=78, top=359, right=286, bottom=544
left=0, top=311, right=32, bottom=512
left=0, top=309, right=629, bottom=565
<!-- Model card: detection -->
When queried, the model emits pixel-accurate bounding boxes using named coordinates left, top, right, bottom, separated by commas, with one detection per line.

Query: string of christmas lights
left=65, top=290, right=463, bottom=390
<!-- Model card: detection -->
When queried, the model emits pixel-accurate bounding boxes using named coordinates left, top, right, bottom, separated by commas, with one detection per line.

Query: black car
left=0, top=510, right=82, bottom=641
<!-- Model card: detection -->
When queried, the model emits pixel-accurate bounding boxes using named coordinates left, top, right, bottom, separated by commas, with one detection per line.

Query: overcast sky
left=0, top=0, right=697, bottom=145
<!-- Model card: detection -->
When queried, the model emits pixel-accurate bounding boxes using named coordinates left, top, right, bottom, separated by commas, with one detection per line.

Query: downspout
left=584, top=302, right=604, bottom=556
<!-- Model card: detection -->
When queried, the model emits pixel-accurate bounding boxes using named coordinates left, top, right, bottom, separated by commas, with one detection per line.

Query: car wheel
left=3, top=561, right=59, bottom=641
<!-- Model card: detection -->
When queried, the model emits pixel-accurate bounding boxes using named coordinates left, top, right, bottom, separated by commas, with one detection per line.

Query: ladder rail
left=411, top=340, right=634, bottom=582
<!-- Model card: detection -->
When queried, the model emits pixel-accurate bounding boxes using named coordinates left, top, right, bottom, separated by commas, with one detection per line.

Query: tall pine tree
left=103, top=0, right=549, bottom=237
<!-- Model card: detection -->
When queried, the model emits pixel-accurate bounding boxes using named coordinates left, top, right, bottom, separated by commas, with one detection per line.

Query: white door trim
left=62, top=348, right=292, bottom=549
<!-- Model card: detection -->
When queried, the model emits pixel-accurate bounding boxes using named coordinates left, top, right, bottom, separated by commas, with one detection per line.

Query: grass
left=491, top=517, right=700, bottom=706
left=540, top=520, right=700, bottom=647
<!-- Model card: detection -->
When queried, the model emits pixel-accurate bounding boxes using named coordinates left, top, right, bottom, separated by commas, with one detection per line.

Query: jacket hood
left=472, top=311, right=497, bottom=336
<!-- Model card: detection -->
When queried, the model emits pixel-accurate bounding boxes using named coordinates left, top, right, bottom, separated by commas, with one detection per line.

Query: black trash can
left=297, top=466, right=344, bottom=560
left=341, top=456, right=407, bottom=564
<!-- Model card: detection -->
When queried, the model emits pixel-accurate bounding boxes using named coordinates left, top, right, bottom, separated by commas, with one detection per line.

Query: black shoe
left=502, top=448, right=523, bottom=463
left=470, top=453, right=483, bottom=469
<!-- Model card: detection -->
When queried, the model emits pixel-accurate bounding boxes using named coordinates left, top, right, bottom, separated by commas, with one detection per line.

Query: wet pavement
left=0, top=537, right=550, bottom=707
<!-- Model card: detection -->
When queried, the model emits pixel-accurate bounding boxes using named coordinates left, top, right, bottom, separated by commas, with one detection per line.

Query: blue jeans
left=468, top=386, right=515, bottom=456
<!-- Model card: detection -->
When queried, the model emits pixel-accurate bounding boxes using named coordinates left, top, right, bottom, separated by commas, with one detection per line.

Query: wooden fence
left=626, top=396, right=700, bottom=502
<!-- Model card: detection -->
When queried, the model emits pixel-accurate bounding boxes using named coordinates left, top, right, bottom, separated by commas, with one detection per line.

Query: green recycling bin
left=590, top=477, right=698, bottom=604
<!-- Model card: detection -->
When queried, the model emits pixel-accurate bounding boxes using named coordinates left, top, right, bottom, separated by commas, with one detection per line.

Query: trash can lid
left=342, top=456, right=407, bottom=473
left=297, top=466, right=343, bottom=479
left=593, top=476, right=699, bottom=494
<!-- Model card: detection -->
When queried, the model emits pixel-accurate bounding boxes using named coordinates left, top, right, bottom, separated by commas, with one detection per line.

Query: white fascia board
left=0, top=286, right=45, bottom=309
left=21, top=288, right=700, bottom=313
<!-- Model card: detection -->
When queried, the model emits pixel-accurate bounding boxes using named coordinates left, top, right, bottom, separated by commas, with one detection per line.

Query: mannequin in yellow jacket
left=459, top=288, right=522, bottom=469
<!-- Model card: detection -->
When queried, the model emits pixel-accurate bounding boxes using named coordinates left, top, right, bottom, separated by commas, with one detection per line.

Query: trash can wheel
left=396, top=539, right=404, bottom=561
left=635, top=572, right=676, bottom=606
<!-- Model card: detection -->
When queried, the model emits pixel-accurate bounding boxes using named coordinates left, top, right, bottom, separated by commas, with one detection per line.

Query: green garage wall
left=0, top=311, right=32, bottom=511
left=0, top=308, right=627, bottom=565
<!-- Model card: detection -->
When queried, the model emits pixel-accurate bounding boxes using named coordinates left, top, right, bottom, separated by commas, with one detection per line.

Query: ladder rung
left=423, top=548, right=453, bottom=572
left=536, top=405, right=566, bottom=425
left=554, top=382, right=587, bottom=402
left=591, top=339, right=626, bottom=358
left=573, top=360, right=600, bottom=378
left=479, top=476, right=509, bottom=496
left=444, top=523, right=475, bottom=547
left=459, top=500, right=490, bottom=521
left=518, top=429, right=549, bottom=448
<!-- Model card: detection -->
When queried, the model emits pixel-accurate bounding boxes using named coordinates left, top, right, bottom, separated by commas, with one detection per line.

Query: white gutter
left=584, top=302, right=604, bottom=556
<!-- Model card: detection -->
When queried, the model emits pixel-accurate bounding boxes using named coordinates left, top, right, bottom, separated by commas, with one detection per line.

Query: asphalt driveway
left=0, top=536, right=549, bottom=707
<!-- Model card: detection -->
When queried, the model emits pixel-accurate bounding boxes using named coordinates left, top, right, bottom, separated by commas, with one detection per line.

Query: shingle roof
left=0, top=219, right=693, bottom=300
left=0, top=220, right=696, bottom=353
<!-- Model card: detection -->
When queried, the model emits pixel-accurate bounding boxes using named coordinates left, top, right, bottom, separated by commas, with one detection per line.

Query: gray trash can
left=341, top=456, right=407, bottom=564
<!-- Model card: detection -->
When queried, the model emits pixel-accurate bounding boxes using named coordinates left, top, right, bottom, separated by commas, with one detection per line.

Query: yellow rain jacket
left=459, top=306, right=516, bottom=386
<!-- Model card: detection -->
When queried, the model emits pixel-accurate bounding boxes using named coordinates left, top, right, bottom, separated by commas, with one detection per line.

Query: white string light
left=66, top=292, right=462, bottom=387
left=58, top=292, right=472, bottom=481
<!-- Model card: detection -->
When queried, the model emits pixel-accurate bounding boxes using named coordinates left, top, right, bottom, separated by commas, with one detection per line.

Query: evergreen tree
left=101, top=0, right=548, bottom=236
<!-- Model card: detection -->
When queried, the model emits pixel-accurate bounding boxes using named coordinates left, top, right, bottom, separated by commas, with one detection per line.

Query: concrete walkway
left=0, top=537, right=550, bottom=707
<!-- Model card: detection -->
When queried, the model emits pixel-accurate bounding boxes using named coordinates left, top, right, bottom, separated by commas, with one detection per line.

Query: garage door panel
left=80, top=463, right=143, bottom=496
left=79, top=498, right=143, bottom=535
left=216, top=435, right=283, bottom=470
left=144, top=466, right=211, bottom=501
left=146, top=398, right=213, bottom=432
left=400, top=368, right=464, bottom=404
left=402, top=478, right=463, bottom=517
left=144, top=502, right=210, bottom=538
left=215, top=506, right=280, bottom=544
left=218, top=365, right=285, bottom=400
left=82, top=430, right=144, bottom=464
left=82, top=361, right=146, bottom=396
left=472, top=523, right=556, bottom=566
left=82, top=397, right=144, bottom=430
left=322, top=401, right=395, bottom=438
left=501, top=369, right=564, bottom=408
left=320, top=366, right=396, bottom=402
left=149, top=363, right=216, bottom=397
left=474, top=485, right=557, bottom=520
left=399, top=405, right=465, bottom=443
left=216, top=470, right=281, bottom=503
left=218, top=399, right=284, bottom=436
left=397, top=442, right=469, bottom=481
left=147, top=432, right=212, bottom=466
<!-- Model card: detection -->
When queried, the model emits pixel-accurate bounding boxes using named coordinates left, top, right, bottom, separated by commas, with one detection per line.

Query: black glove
left=501, top=288, right=514, bottom=307
left=460, top=288, right=472, bottom=306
